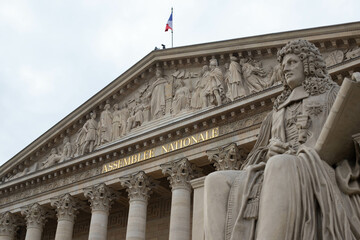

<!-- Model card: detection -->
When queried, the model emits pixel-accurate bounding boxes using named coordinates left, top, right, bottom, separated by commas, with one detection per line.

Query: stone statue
left=204, top=39, right=360, bottom=240
left=126, top=98, right=144, bottom=132
left=111, top=104, right=121, bottom=141
left=201, top=59, right=224, bottom=107
left=42, top=148, right=62, bottom=168
left=60, top=136, right=73, bottom=162
left=191, top=65, right=210, bottom=110
left=224, top=56, right=247, bottom=101
left=172, top=79, right=191, bottom=115
left=120, top=103, right=130, bottom=136
left=147, top=68, right=167, bottom=119
left=241, top=58, right=267, bottom=94
left=76, top=112, right=98, bottom=155
left=99, top=104, right=113, bottom=144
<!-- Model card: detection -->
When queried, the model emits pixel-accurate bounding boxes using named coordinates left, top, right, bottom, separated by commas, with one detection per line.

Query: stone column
left=120, top=171, right=155, bottom=240
left=161, top=158, right=198, bottom=240
left=206, top=143, right=246, bottom=170
left=84, top=183, right=117, bottom=240
left=0, top=212, right=17, bottom=240
left=51, top=194, right=81, bottom=240
left=21, top=203, right=47, bottom=240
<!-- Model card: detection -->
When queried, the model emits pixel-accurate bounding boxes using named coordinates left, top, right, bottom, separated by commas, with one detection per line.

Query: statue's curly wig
left=274, top=39, right=337, bottom=110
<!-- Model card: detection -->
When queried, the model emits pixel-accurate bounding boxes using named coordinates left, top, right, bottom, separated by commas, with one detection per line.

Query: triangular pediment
left=1, top=21, right=360, bottom=188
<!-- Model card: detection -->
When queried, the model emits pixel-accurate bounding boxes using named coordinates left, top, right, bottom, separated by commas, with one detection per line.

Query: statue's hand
left=351, top=72, right=360, bottom=82
left=266, top=138, right=290, bottom=160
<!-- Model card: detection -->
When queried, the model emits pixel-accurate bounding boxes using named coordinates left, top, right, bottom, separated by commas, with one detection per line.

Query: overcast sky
left=0, top=0, right=359, bottom=166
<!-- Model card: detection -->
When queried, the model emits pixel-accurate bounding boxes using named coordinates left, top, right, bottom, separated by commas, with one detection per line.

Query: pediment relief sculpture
left=325, top=47, right=360, bottom=67
left=5, top=45, right=349, bottom=182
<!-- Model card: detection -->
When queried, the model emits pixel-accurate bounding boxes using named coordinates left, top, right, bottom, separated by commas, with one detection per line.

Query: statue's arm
left=241, top=111, right=273, bottom=169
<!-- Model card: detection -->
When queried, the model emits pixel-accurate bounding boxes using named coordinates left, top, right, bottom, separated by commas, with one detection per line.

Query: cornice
left=1, top=21, right=359, bottom=180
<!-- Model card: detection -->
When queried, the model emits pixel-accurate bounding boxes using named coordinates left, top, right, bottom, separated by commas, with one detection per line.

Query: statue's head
left=201, top=65, right=209, bottom=76
left=113, top=103, right=119, bottom=110
left=90, top=112, right=96, bottom=119
left=274, top=39, right=336, bottom=109
left=278, top=39, right=328, bottom=90
left=209, top=59, right=218, bottom=71
left=104, top=104, right=110, bottom=110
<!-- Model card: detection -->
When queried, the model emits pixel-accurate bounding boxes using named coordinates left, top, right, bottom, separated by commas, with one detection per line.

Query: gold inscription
left=102, top=127, right=219, bottom=174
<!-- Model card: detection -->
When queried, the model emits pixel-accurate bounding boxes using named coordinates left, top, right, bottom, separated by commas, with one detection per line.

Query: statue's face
left=209, top=63, right=216, bottom=71
left=156, top=70, right=162, bottom=77
left=282, top=54, right=305, bottom=89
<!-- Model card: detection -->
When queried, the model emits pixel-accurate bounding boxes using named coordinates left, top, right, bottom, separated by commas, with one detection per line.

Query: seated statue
left=204, top=39, right=360, bottom=240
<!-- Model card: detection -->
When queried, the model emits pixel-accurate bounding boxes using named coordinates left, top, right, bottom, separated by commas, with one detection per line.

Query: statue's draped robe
left=150, top=78, right=167, bottom=118
left=203, top=68, right=224, bottom=105
left=226, top=61, right=247, bottom=101
left=100, top=109, right=113, bottom=143
left=226, top=85, right=360, bottom=240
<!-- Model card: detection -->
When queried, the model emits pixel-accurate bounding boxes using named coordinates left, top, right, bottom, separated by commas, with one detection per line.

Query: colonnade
left=0, top=158, right=199, bottom=240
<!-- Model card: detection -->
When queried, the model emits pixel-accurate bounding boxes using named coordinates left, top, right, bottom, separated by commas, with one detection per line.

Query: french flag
left=165, top=12, right=173, bottom=32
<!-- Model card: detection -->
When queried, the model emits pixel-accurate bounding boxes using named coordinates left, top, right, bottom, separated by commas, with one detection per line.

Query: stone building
left=0, top=22, right=360, bottom=240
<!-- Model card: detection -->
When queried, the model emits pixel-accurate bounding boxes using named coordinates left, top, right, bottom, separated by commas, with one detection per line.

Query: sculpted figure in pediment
left=204, top=39, right=360, bottom=240
left=172, top=79, right=191, bottom=115
left=42, top=148, right=62, bottom=168
left=224, top=56, right=247, bottom=101
left=76, top=112, right=98, bottom=155
left=147, top=68, right=167, bottom=119
left=241, top=58, right=268, bottom=94
left=201, top=59, right=224, bottom=107
left=120, top=103, right=130, bottom=136
left=191, top=65, right=209, bottom=110
left=127, top=98, right=144, bottom=132
left=111, top=104, right=121, bottom=141
left=59, top=136, right=73, bottom=162
left=99, top=104, right=113, bottom=144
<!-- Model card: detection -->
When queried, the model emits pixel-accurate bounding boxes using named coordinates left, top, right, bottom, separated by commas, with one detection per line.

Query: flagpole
left=171, top=7, right=173, bottom=48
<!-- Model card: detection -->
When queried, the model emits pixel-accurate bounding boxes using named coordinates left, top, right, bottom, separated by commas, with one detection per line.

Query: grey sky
left=0, top=0, right=359, bottom=166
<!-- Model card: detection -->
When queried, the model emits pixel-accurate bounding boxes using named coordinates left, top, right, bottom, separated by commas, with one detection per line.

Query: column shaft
left=0, top=236, right=12, bottom=240
left=169, top=188, right=191, bottom=240
left=88, top=210, right=109, bottom=240
left=126, top=200, right=147, bottom=240
left=55, top=219, right=74, bottom=240
left=25, top=227, right=42, bottom=240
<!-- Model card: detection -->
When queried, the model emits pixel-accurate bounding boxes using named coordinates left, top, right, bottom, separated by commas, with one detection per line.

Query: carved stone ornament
left=50, top=194, right=82, bottom=222
left=119, top=171, right=156, bottom=203
left=83, top=183, right=118, bottom=214
left=21, top=203, right=47, bottom=229
left=0, top=212, right=17, bottom=237
left=206, top=143, right=246, bottom=170
left=160, top=158, right=199, bottom=191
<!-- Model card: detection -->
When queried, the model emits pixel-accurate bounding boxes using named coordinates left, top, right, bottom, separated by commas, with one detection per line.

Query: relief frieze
left=2, top=49, right=288, bottom=185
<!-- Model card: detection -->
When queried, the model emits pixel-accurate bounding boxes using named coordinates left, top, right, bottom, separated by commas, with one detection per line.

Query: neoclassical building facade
left=0, top=22, right=360, bottom=240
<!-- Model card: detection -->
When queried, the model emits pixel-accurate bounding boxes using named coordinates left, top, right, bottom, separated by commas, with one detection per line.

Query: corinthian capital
left=206, top=143, right=246, bottom=171
left=119, top=171, right=156, bottom=202
left=51, top=194, right=82, bottom=222
left=84, top=183, right=117, bottom=214
left=161, top=158, right=199, bottom=191
left=21, top=203, right=47, bottom=229
left=0, top=212, right=17, bottom=238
